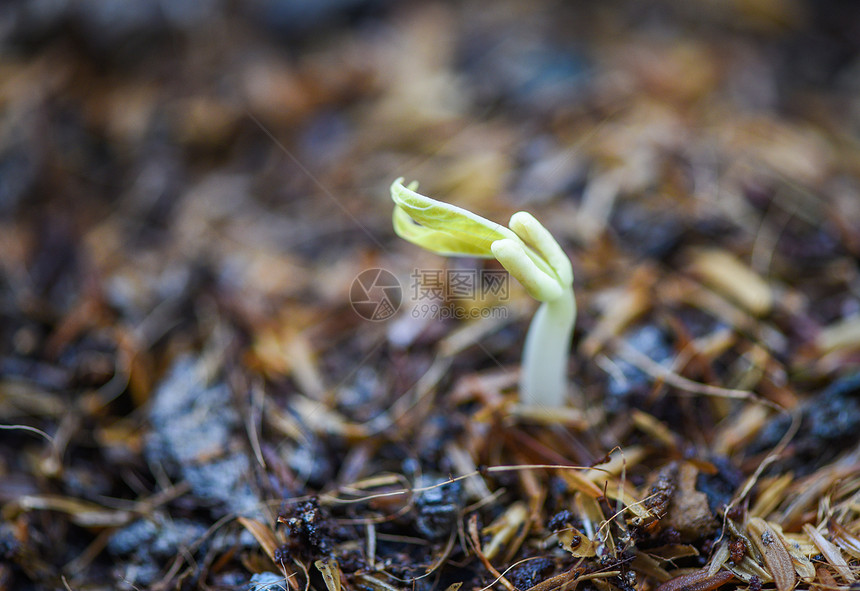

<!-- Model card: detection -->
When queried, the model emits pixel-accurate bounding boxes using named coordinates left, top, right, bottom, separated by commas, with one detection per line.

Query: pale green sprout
left=391, top=178, right=576, bottom=408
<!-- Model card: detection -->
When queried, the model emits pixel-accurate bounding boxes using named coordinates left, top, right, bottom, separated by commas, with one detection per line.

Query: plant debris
left=1, top=1, right=860, bottom=590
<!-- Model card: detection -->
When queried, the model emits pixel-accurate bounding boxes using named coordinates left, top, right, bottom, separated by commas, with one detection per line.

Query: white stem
left=519, top=286, right=576, bottom=407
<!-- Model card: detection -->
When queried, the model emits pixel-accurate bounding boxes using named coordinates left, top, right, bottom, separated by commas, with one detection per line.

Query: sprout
left=390, top=178, right=576, bottom=407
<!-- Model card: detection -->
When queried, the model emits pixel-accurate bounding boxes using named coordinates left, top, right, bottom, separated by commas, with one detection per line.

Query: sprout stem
left=520, top=285, right=576, bottom=407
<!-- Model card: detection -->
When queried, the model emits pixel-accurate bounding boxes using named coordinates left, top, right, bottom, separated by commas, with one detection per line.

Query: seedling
left=390, top=178, right=576, bottom=407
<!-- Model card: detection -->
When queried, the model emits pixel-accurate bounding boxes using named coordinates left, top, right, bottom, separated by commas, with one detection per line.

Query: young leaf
left=391, top=178, right=516, bottom=256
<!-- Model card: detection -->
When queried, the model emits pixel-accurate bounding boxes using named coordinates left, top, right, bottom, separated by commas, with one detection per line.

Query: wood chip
left=817, top=314, right=860, bottom=354
left=688, top=249, right=773, bottom=316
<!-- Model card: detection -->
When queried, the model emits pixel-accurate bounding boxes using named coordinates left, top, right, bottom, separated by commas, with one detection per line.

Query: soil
left=1, top=1, right=860, bottom=590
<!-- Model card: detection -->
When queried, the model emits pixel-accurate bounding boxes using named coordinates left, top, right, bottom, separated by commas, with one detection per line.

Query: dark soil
left=1, top=1, right=860, bottom=590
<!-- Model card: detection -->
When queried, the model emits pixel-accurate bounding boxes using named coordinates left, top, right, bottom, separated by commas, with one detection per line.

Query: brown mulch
left=1, top=1, right=860, bottom=590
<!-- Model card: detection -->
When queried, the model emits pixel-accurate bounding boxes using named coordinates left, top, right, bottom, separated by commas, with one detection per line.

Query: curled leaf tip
left=509, top=211, right=573, bottom=287
left=491, top=239, right=563, bottom=302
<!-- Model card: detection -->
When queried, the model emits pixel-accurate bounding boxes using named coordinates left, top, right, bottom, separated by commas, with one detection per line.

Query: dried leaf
left=648, top=544, right=700, bottom=561
left=688, top=249, right=772, bottom=316
left=830, top=521, right=860, bottom=560
left=782, top=534, right=816, bottom=582
left=523, top=568, right=582, bottom=591
left=729, top=555, right=773, bottom=583
left=482, top=502, right=528, bottom=560
left=583, top=446, right=647, bottom=480
left=632, top=410, right=677, bottom=448
left=603, top=480, right=652, bottom=521
left=632, top=552, right=672, bottom=582
left=290, top=395, right=370, bottom=439
left=814, top=565, right=839, bottom=591
left=803, top=524, right=853, bottom=582
left=357, top=573, right=404, bottom=591
left=576, top=493, right=609, bottom=533
left=467, top=514, right=517, bottom=591
left=747, top=517, right=796, bottom=591
left=817, top=314, right=860, bottom=354
left=781, top=533, right=817, bottom=557
left=708, top=541, right=730, bottom=577
left=559, top=469, right=605, bottom=499
left=315, top=558, right=342, bottom=591
left=509, top=404, right=588, bottom=427
left=750, top=473, right=794, bottom=519
left=581, top=265, right=656, bottom=356
left=8, top=495, right=131, bottom=528
left=239, top=517, right=280, bottom=565
left=558, top=526, right=597, bottom=558
left=655, top=569, right=733, bottom=591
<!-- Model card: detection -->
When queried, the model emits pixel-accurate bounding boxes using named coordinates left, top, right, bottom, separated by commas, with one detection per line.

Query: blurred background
left=2, top=0, right=860, bottom=589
